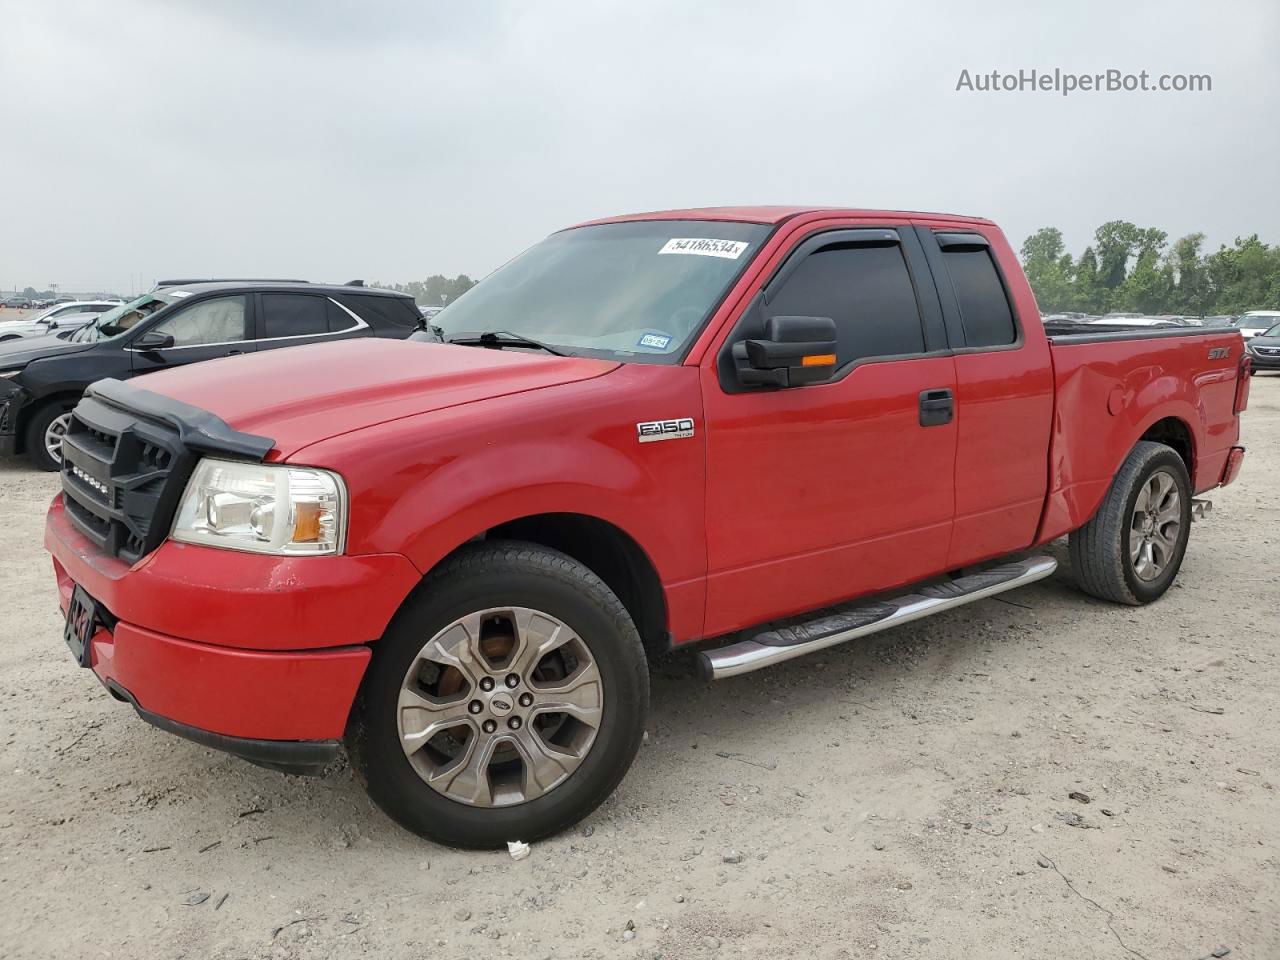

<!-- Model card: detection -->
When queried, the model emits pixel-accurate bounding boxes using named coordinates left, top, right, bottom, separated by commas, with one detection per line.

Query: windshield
left=1237, top=315, right=1279, bottom=330
left=414, top=219, right=771, bottom=363
left=70, top=293, right=173, bottom=343
left=1264, top=323, right=1280, bottom=338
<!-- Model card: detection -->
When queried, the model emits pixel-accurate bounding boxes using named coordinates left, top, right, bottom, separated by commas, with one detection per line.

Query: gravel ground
left=0, top=377, right=1276, bottom=960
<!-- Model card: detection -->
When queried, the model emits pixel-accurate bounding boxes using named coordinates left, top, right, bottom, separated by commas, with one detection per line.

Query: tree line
left=1020, top=222, right=1280, bottom=317
left=376, top=274, right=477, bottom=306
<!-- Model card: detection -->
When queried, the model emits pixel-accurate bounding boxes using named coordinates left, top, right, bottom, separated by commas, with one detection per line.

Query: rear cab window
left=934, top=233, right=1018, bottom=348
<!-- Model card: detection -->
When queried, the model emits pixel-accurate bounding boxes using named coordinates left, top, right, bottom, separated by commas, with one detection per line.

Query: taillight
left=1234, top=355, right=1251, bottom=413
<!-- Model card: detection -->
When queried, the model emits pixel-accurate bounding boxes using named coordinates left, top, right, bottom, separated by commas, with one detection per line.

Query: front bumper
left=107, top=680, right=341, bottom=776
left=0, top=380, right=29, bottom=455
left=1247, top=349, right=1280, bottom=370
left=46, top=495, right=423, bottom=759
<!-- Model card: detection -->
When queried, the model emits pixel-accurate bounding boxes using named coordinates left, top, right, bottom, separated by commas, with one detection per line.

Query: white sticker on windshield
left=659, top=238, right=749, bottom=259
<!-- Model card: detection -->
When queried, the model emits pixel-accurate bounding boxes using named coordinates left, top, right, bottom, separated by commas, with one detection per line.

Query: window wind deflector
left=765, top=228, right=901, bottom=303
left=934, top=232, right=990, bottom=250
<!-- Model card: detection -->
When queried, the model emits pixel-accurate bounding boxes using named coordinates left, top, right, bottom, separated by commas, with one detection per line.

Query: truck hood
left=0, top=332, right=92, bottom=367
left=134, top=338, right=620, bottom=459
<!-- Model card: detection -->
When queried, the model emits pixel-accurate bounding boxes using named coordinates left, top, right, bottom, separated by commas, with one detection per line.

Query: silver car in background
left=0, top=301, right=120, bottom=342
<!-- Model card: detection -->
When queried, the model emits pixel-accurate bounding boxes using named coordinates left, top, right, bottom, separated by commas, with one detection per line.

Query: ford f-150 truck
left=44, top=206, right=1250, bottom=848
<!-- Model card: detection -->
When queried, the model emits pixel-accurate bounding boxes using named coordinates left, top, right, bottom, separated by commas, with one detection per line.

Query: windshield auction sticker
left=659, top=238, right=749, bottom=259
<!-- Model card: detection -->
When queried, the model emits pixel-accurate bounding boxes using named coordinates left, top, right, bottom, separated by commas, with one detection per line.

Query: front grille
left=1255, top=346, right=1279, bottom=356
left=59, top=394, right=194, bottom=565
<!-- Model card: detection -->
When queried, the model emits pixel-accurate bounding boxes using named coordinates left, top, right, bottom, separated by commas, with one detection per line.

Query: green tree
left=1119, top=248, right=1174, bottom=314
left=1093, top=220, right=1143, bottom=290
left=375, top=274, right=478, bottom=306
left=1168, top=233, right=1210, bottom=316
left=1070, top=246, right=1103, bottom=313
left=1020, top=227, right=1074, bottom=312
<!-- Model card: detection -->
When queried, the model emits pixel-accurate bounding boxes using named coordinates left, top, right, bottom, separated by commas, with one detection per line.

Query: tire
left=347, top=540, right=649, bottom=848
left=25, top=400, right=77, bottom=472
left=1068, top=441, right=1192, bottom=605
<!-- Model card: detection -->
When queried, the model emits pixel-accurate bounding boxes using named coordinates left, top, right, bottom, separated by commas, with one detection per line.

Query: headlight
left=171, top=458, right=346, bottom=556
left=0, top=368, right=25, bottom=379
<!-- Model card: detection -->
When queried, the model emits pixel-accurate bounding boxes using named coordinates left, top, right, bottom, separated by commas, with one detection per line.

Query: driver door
left=699, top=224, right=958, bottom=637
left=129, top=294, right=257, bottom=374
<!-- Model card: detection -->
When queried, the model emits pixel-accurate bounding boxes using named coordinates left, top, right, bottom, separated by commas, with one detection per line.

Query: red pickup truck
left=44, top=206, right=1249, bottom=848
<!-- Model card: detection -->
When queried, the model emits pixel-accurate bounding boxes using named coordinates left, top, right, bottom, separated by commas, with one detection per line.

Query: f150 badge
left=637, top=418, right=695, bottom=443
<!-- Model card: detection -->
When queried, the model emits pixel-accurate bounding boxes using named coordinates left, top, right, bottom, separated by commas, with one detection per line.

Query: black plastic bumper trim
left=87, top=377, right=275, bottom=461
left=104, top=680, right=340, bottom=776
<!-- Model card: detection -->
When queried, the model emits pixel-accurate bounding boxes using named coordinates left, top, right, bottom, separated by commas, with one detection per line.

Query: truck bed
left=1036, top=323, right=1244, bottom=543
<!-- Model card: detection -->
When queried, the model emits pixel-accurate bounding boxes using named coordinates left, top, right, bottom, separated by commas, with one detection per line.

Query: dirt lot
left=1, top=379, right=1276, bottom=960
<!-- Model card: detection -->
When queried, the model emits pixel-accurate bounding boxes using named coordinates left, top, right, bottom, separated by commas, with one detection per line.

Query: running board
left=699, top=556, right=1058, bottom=680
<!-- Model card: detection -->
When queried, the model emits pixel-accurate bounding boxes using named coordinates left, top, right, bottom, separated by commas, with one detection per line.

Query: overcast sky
left=2, top=0, right=1276, bottom=295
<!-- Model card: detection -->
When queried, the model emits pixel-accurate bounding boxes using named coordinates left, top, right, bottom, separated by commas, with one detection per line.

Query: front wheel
left=1069, top=441, right=1193, bottom=605
left=347, top=541, right=649, bottom=848
left=25, top=401, right=77, bottom=471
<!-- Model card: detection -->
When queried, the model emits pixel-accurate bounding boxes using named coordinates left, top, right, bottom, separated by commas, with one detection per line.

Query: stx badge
left=637, top=418, right=695, bottom=443
left=1207, top=346, right=1230, bottom=360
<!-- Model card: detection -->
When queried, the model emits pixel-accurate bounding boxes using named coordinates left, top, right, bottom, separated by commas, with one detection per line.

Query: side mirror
left=735, top=315, right=837, bottom=387
left=134, top=331, right=175, bottom=351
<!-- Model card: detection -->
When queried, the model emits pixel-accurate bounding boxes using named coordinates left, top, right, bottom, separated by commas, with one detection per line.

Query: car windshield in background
left=415, top=219, right=771, bottom=363
left=70, top=293, right=174, bottom=343
left=1238, top=315, right=1278, bottom=329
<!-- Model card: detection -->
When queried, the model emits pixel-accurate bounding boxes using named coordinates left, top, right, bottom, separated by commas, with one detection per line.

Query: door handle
left=224, top=349, right=244, bottom=356
left=919, top=388, right=954, bottom=427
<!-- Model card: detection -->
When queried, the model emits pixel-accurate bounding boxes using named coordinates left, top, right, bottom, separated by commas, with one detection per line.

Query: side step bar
left=699, top=556, right=1058, bottom=680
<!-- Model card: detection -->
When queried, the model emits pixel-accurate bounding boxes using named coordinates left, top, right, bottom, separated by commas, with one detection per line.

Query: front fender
left=291, top=364, right=709, bottom=636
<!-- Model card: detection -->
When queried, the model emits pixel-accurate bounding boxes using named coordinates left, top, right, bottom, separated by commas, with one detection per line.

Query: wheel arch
left=1137, top=415, right=1195, bottom=481
left=15, top=389, right=82, bottom=455
left=431, top=512, right=671, bottom=658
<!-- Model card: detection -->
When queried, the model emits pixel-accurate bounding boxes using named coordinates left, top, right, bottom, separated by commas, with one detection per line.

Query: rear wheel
left=25, top=401, right=76, bottom=472
left=1069, top=441, right=1192, bottom=605
left=347, top=541, right=649, bottom=848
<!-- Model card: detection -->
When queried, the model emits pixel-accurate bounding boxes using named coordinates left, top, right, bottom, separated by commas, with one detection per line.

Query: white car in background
left=1233, top=311, right=1280, bottom=339
left=0, top=301, right=119, bottom=342
left=1091, top=313, right=1187, bottom=328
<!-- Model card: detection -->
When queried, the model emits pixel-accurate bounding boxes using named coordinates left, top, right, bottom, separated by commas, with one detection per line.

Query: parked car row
left=1040, top=310, right=1277, bottom=331
left=0, top=279, right=423, bottom=469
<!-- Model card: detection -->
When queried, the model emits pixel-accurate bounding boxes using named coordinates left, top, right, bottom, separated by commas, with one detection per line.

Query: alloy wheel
left=397, top=607, right=604, bottom=807
left=45, top=412, right=72, bottom=465
left=1129, top=469, right=1181, bottom=581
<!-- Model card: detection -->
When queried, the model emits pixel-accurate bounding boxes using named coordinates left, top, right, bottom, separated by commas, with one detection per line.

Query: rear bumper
left=1219, top=445, right=1246, bottom=488
left=45, top=494, right=422, bottom=751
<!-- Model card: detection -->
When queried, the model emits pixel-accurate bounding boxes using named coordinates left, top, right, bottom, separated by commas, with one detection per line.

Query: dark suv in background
left=0, top=280, right=422, bottom=469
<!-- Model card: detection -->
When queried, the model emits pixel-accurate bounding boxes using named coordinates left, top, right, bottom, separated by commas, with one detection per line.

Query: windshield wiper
left=447, top=330, right=571, bottom=357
